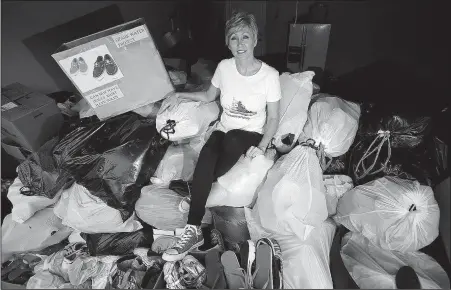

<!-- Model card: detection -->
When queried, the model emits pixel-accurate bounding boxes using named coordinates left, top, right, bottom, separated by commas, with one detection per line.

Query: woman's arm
left=258, top=101, right=280, bottom=151
left=178, top=83, right=220, bottom=103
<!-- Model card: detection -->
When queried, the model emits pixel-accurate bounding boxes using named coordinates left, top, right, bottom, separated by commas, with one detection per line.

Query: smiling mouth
left=237, top=50, right=246, bottom=54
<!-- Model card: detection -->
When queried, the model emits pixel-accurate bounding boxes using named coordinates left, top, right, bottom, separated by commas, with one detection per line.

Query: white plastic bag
left=135, top=185, right=188, bottom=231
left=53, top=183, right=142, bottom=234
left=153, top=143, right=199, bottom=185
left=303, top=95, right=360, bottom=157
left=206, top=152, right=276, bottom=208
left=254, top=145, right=328, bottom=240
left=7, top=177, right=62, bottom=223
left=334, top=176, right=440, bottom=252
left=245, top=208, right=336, bottom=289
left=323, top=175, right=354, bottom=216
left=2, top=208, right=73, bottom=263
left=273, top=72, right=314, bottom=153
left=341, top=232, right=450, bottom=289
left=156, top=97, right=219, bottom=141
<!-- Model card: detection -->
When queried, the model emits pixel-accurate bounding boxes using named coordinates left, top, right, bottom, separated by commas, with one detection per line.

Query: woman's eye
left=243, top=35, right=249, bottom=39
left=230, top=36, right=236, bottom=41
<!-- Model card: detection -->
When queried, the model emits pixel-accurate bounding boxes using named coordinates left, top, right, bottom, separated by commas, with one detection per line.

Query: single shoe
left=62, top=242, right=89, bottom=264
left=162, top=224, right=204, bottom=262
left=221, top=251, right=249, bottom=289
left=104, top=54, right=118, bottom=76
left=239, top=240, right=256, bottom=288
left=93, top=56, right=105, bottom=79
left=256, top=237, right=284, bottom=289
left=78, top=57, right=88, bottom=74
left=200, top=249, right=227, bottom=289
left=396, top=266, right=422, bottom=289
left=69, top=58, right=79, bottom=75
left=253, top=241, right=273, bottom=289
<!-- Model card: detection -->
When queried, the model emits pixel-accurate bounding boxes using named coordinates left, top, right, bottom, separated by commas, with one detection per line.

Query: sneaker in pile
left=163, top=255, right=206, bottom=289
left=41, top=242, right=89, bottom=281
left=162, top=225, right=204, bottom=262
left=107, top=255, right=148, bottom=289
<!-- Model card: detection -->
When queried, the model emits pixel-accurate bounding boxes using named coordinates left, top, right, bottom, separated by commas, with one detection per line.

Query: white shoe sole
left=162, top=239, right=204, bottom=262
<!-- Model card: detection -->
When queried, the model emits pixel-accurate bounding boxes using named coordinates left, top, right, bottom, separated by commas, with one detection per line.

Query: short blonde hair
left=225, top=11, right=258, bottom=46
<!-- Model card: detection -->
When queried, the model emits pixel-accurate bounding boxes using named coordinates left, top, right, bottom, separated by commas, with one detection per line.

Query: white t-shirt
left=211, top=58, right=282, bottom=134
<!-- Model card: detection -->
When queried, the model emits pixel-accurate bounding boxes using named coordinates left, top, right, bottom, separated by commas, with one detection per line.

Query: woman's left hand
left=246, top=146, right=265, bottom=158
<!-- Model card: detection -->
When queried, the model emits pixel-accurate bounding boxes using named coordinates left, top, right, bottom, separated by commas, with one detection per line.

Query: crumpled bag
left=53, top=182, right=142, bottom=234
left=156, top=97, right=219, bottom=141
left=7, top=177, right=62, bottom=223
left=341, top=232, right=450, bottom=289
left=2, top=208, right=73, bottom=263
left=82, top=230, right=153, bottom=257
left=334, top=176, right=440, bottom=252
left=152, top=143, right=200, bottom=185
left=323, top=175, right=353, bottom=216
left=135, top=185, right=188, bottom=231
left=273, top=71, right=314, bottom=153
left=245, top=207, right=336, bottom=289
left=254, top=145, right=328, bottom=241
left=52, top=113, right=170, bottom=221
left=206, top=150, right=276, bottom=208
left=302, top=95, right=360, bottom=169
left=210, top=206, right=250, bottom=251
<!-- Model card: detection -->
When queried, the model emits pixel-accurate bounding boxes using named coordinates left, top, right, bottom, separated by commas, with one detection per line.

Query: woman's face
left=228, top=26, right=257, bottom=59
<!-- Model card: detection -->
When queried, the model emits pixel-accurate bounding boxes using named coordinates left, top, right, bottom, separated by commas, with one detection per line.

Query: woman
left=162, top=11, right=281, bottom=262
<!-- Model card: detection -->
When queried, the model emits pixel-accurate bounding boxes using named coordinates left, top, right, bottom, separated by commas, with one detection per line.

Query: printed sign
left=85, top=85, right=125, bottom=109
left=1, top=102, right=18, bottom=111
left=112, top=25, right=150, bottom=48
left=58, top=45, right=124, bottom=93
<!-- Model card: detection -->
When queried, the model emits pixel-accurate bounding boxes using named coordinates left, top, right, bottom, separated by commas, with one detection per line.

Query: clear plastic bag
left=323, top=175, right=354, bottom=216
left=53, top=183, right=142, bottom=234
left=254, top=146, right=328, bottom=241
left=156, top=98, right=219, bottom=142
left=245, top=208, right=336, bottom=289
left=334, top=176, right=440, bottom=252
left=341, top=232, right=450, bottom=289
left=273, top=72, right=314, bottom=153
left=135, top=185, right=188, bottom=231
left=7, top=177, right=62, bottom=224
left=303, top=95, right=361, bottom=158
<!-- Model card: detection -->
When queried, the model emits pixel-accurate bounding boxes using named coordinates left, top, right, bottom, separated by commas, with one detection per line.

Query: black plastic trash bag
left=53, top=113, right=170, bottom=220
left=349, top=138, right=435, bottom=186
left=210, top=206, right=250, bottom=252
left=17, top=138, right=71, bottom=198
left=81, top=227, right=154, bottom=257
left=358, top=103, right=432, bottom=149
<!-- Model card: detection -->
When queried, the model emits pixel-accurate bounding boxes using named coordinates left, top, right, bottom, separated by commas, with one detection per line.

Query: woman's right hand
left=160, top=91, right=179, bottom=112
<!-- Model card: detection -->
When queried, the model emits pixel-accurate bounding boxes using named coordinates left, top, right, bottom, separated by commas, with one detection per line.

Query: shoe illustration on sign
left=58, top=44, right=124, bottom=93
left=104, top=54, right=118, bottom=76
left=93, top=56, right=106, bottom=80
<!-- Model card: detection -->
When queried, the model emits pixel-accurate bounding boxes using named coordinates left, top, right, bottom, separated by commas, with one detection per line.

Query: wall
left=1, top=1, right=177, bottom=94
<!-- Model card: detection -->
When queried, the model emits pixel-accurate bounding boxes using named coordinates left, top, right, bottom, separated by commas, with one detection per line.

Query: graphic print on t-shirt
left=225, top=98, right=257, bottom=120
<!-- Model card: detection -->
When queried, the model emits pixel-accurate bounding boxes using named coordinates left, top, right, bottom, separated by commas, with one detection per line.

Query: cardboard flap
left=54, top=18, right=146, bottom=53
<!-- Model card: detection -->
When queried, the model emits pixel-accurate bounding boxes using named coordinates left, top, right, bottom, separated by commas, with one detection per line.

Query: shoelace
left=175, top=225, right=198, bottom=250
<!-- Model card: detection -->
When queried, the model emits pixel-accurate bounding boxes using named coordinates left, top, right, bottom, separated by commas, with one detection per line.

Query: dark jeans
left=187, top=129, right=263, bottom=225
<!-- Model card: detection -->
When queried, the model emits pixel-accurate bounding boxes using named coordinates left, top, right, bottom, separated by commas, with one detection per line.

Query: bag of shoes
left=254, top=145, right=328, bottom=241
left=156, top=97, right=219, bottom=142
left=7, top=177, right=62, bottom=224
left=163, top=255, right=206, bottom=289
left=334, top=176, right=440, bottom=252
left=53, top=113, right=170, bottom=221
left=53, top=182, right=142, bottom=234
left=135, top=185, right=189, bottom=231
left=106, top=255, right=149, bottom=289
left=341, top=232, right=450, bottom=289
left=206, top=150, right=276, bottom=208
left=2, top=208, right=73, bottom=263
left=273, top=71, right=314, bottom=153
left=152, top=143, right=200, bottom=185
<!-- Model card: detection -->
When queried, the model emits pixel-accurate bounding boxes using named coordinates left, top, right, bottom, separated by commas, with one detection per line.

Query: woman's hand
left=246, top=146, right=265, bottom=158
left=160, top=91, right=179, bottom=112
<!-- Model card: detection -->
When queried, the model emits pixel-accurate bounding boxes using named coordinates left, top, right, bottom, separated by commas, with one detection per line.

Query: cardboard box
left=52, top=18, right=174, bottom=120
left=1, top=83, right=63, bottom=152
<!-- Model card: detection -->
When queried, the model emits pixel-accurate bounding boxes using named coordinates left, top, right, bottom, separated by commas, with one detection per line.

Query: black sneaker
left=104, top=54, right=118, bottom=76
left=396, top=266, right=421, bottom=289
left=93, top=56, right=105, bottom=79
